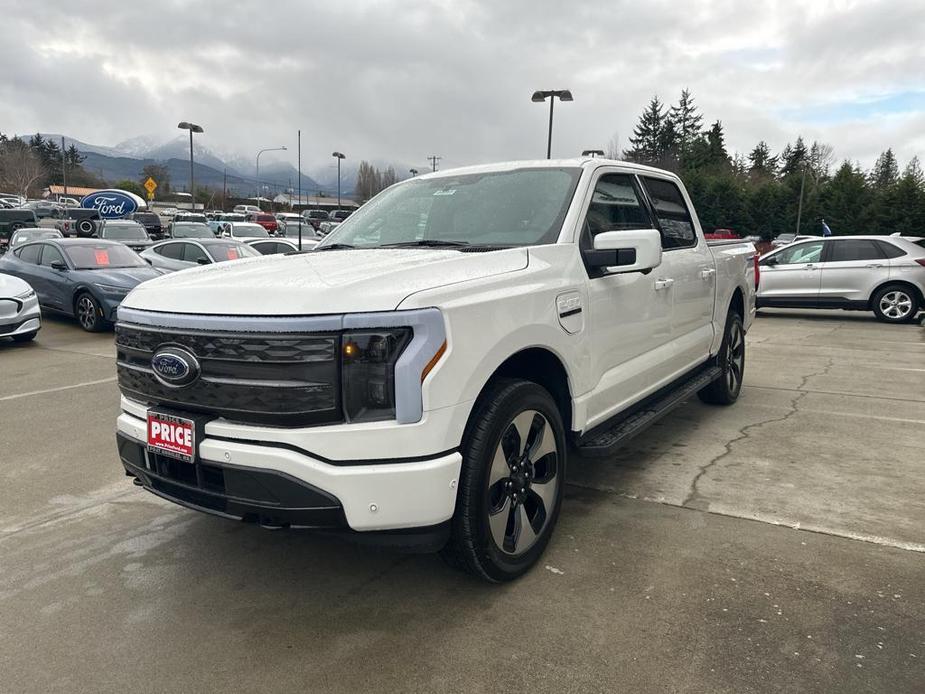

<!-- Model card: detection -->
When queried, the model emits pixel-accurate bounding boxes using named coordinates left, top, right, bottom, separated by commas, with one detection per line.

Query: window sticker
left=95, top=249, right=110, bottom=265
left=227, top=248, right=239, bottom=260
left=433, top=189, right=456, bottom=196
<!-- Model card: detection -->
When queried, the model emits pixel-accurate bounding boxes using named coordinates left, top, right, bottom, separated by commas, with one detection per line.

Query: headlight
left=341, top=328, right=412, bottom=422
left=97, top=284, right=129, bottom=296
left=15, top=288, right=36, bottom=300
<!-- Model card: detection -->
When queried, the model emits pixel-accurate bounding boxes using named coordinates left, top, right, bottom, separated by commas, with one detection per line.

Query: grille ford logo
left=151, top=347, right=200, bottom=387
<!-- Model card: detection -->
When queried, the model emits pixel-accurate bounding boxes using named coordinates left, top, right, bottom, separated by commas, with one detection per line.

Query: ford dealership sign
left=80, top=189, right=143, bottom=218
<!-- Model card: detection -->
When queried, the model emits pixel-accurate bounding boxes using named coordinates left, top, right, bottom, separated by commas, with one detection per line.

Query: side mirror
left=196, top=257, right=210, bottom=265
left=585, top=228, right=662, bottom=274
left=51, top=261, right=67, bottom=271
left=764, top=256, right=778, bottom=267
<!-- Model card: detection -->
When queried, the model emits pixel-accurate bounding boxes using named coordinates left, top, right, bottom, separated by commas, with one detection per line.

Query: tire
left=871, top=284, right=919, bottom=323
left=698, top=310, right=745, bottom=406
left=74, top=292, right=107, bottom=332
left=441, top=378, right=566, bottom=582
left=77, top=219, right=95, bottom=236
left=11, top=330, right=37, bottom=343
left=10, top=222, right=24, bottom=232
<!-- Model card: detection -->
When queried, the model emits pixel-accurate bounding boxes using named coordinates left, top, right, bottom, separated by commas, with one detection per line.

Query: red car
left=247, top=213, right=279, bottom=234
left=704, top=228, right=739, bottom=240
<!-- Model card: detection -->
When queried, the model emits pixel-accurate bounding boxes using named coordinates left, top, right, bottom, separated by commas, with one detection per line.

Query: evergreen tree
left=668, top=89, right=703, bottom=164
left=780, top=136, right=808, bottom=177
left=747, top=141, right=778, bottom=179
left=704, top=121, right=730, bottom=172
left=624, top=96, right=666, bottom=164
left=869, top=149, right=900, bottom=188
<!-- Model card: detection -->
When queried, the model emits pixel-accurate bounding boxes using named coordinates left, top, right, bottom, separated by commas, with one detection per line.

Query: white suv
left=114, top=159, right=757, bottom=581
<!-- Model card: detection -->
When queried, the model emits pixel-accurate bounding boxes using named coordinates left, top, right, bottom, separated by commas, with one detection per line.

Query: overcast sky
left=1, top=0, right=923, bottom=172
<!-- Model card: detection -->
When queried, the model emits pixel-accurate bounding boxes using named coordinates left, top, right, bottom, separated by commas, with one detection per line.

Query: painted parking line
left=0, top=376, right=117, bottom=402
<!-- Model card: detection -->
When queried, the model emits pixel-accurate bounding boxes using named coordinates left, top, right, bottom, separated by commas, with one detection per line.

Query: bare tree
left=0, top=141, right=47, bottom=198
left=605, top=132, right=621, bottom=160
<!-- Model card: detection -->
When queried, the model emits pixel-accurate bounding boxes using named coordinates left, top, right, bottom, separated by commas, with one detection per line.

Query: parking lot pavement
left=2, top=310, right=923, bottom=693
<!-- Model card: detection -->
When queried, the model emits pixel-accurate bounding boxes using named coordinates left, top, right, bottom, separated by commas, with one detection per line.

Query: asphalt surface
left=1, top=309, right=923, bottom=693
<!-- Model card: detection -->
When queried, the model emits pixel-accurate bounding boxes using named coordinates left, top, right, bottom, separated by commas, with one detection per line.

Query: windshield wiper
left=379, top=240, right=470, bottom=249
left=313, top=243, right=356, bottom=252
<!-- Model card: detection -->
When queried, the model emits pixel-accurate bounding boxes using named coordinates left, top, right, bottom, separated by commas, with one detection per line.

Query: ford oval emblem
left=80, top=189, right=139, bottom=219
left=151, top=347, right=200, bottom=387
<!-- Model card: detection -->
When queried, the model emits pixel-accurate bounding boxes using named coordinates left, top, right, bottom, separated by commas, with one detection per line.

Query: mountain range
left=32, top=133, right=355, bottom=198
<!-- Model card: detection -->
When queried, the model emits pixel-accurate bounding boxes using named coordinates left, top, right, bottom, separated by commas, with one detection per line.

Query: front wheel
left=75, top=292, right=107, bottom=332
left=442, top=379, right=566, bottom=582
left=872, top=285, right=919, bottom=323
left=698, top=310, right=745, bottom=405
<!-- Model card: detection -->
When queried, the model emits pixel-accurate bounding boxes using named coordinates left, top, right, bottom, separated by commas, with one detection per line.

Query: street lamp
left=332, top=151, right=345, bottom=210
left=581, top=149, right=604, bottom=158
left=409, top=168, right=419, bottom=177
left=177, top=122, right=204, bottom=210
left=531, top=89, right=573, bottom=159
left=256, top=146, right=287, bottom=210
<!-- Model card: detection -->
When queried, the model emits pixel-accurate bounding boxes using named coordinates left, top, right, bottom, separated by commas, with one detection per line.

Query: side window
left=773, top=241, right=824, bottom=265
left=183, top=244, right=208, bottom=263
left=158, top=243, right=184, bottom=260
left=874, top=241, right=906, bottom=259
left=40, top=245, right=66, bottom=267
left=828, top=239, right=884, bottom=262
left=640, top=177, right=697, bottom=250
left=583, top=173, right=653, bottom=241
left=17, top=244, right=42, bottom=264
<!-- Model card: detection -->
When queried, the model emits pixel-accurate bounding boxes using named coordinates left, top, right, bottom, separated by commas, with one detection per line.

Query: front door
left=758, top=240, right=824, bottom=305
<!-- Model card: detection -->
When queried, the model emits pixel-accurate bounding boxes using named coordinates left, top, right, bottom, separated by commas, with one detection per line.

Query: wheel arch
left=473, top=347, right=574, bottom=436
left=729, top=286, right=745, bottom=319
left=867, top=280, right=924, bottom=309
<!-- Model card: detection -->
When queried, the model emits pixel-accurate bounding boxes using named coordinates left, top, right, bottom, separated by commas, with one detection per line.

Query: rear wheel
left=442, top=379, right=566, bottom=582
left=872, top=285, right=919, bottom=323
left=698, top=310, right=745, bottom=406
left=75, top=292, right=107, bottom=332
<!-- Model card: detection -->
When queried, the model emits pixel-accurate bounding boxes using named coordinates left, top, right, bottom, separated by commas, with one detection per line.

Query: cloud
left=0, top=0, right=922, bottom=171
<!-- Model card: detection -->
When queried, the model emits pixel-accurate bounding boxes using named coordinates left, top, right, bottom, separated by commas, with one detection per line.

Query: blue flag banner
left=822, top=220, right=832, bottom=237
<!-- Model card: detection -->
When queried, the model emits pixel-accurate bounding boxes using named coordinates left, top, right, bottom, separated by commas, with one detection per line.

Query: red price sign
left=95, top=250, right=110, bottom=265
left=227, top=248, right=239, bottom=260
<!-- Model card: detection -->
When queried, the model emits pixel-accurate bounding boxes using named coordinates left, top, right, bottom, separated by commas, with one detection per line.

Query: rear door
left=817, top=238, right=890, bottom=305
left=152, top=242, right=193, bottom=271
left=758, top=240, right=824, bottom=305
left=9, top=244, right=46, bottom=302
left=35, top=243, right=72, bottom=310
left=638, top=175, right=715, bottom=373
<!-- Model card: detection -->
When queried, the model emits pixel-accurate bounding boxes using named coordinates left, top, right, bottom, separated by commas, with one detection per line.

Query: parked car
left=704, top=228, right=739, bottom=240
left=130, top=211, right=165, bottom=240
left=247, top=238, right=308, bottom=255
left=758, top=235, right=925, bottom=322
left=55, top=196, right=81, bottom=207
left=770, top=233, right=820, bottom=249
left=233, top=204, right=261, bottom=215
left=275, top=212, right=303, bottom=232
left=9, top=228, right=63, bottom=248
left=113, top=158, right=757, bottom=581
left=283, top=218, right=319, bottom=242
left=0, top=209, right=40, bottom=249
left=246, top=213, right=280, bottom=235
left=140, top=238, right=260, bottom=272
left=53, top=208, right=101, bottom=237
left=23, top=200, right=64, bottom=219
left=207, top=220, right=230, bottom=236
left=0, top=273, right=41, bottom=342
left=302, top=209, right=330, bottom=230
left=218, top=213, right=247, bottom=223
left=0, top=239, right=162, bottom=331
left=170, top=222, right=215, bottom=239
left=223, top=222, right=270, bottom=241
left=328, top=209, right=353, bottom=222
left=316, top=220, right=341, bottom=237
left=98, top=220, right=153, bottom=253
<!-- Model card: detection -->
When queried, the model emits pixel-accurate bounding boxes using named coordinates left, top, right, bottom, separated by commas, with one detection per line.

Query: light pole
left=177, top=122, right=204, bottom=209
left=531, top=89, right=573, bottom=159
left=409, top=168, right=419, bottom=177
left=256, top=146, right=287, bottom=210
left=581, top=149, right=604, bottom=158
left=332, top=151, right=345, bottom=210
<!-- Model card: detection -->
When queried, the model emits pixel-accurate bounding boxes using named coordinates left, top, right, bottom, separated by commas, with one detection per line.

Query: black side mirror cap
left=51, top=261, right=67, bottom=271
left=583, top=248, right=637, bottom=270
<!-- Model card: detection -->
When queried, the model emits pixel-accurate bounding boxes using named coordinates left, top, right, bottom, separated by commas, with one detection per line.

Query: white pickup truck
left=114, top=158, right=757, bottom=582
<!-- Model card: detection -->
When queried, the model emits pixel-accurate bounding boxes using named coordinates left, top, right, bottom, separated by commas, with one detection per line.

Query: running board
left=577, top=366, right=722, bottom=458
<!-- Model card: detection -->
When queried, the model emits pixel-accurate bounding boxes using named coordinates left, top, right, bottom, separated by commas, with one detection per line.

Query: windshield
left=319, top=167, right=581, bottom=250
left=172, top=223, right=213, bottom=238
left=100, top=222, right=148, bottom=240
left=205, top=241, right=261, bottom=262
left=232, top=224, right=269, bottom=238
left=64, top=243, right=148, bottom=269
left=176, top=214, right=207, bottom=224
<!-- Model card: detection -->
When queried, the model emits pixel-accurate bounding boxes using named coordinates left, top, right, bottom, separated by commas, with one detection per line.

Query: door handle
left=654, top=278, right=674, bottom=291
left=700, top=268, right=716, bottom=280
left=803, top=264, right=816, bottom=269
left=865, top=263, right=884, bottom=268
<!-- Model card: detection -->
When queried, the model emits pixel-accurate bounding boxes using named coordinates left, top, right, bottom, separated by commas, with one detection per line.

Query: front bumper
left=0, top=294, right=41, bottom=337
left=117, top=410, right=462, bottom=533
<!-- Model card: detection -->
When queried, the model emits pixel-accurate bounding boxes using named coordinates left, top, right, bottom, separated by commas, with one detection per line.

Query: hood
left=122, top=248, right=528, bottom=315
left=83, top=266, right=164, bottom=287
left=0, top=271, right=32, bottom=298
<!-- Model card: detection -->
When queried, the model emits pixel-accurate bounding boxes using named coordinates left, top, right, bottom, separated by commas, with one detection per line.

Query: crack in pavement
left=681, top=357, right=835, bottom=510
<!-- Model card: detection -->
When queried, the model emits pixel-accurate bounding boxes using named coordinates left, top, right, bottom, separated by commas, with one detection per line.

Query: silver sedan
left=140, top=238, right=261, bottom=273
left=757, top=235, right=925, bottom=323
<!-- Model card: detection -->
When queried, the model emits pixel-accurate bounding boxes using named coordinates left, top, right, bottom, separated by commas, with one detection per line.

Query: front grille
left=116, top=322, right=342, bottom=426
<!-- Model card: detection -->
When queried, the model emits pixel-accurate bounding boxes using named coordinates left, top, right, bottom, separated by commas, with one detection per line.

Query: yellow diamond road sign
left=143, top=177, right=157, bottom=194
